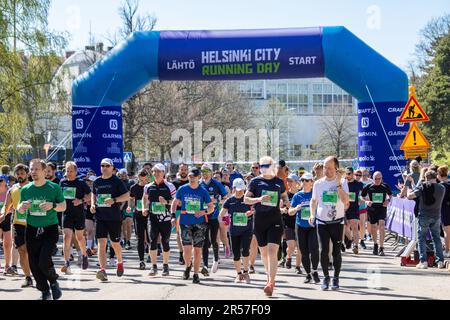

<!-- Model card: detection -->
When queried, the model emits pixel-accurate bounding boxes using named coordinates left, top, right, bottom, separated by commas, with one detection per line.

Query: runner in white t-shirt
left=309, top=156, right=349, bottom=291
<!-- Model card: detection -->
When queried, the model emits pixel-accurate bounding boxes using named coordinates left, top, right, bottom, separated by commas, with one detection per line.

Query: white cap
left=153, top=163, right=166, bottom=172
left=118, top=168, right=128, bottom=175
left=101, top=158, right=113, bottom=166
left=201, top=163, right=213, bottom=172
left=232, top=178, right=246, bottom=191
left=301, top=172, right=314, bottom=180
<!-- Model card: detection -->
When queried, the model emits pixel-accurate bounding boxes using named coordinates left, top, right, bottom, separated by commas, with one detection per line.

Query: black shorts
left=254, top=213, right=283, bottom=247
left=85, top=210, right=95, bottom=221
left=63, top=212, right=85, bottom=231
left=13, top=224, right=26, bottom=248
left=345, top=210, right=360, bottom=221
left=0, top=214, right=12, bottom=232
left=96, top=220, right=122, bottom=242
left=368, top=208, right=387, bottom=225
left=283, top=226, right=296, bottom=241
left=180, top=223, right=208, bottom=248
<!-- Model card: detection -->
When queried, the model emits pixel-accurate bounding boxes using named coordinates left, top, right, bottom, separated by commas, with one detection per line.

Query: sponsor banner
left=358, top=101, right=408, bottom=188
left=158, top=28, right=324, bottom=80
left=72, top=105, right=124, bottom=175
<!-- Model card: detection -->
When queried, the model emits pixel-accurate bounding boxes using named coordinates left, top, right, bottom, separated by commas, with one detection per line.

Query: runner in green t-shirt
left=17, top=159, right=66, bottom=300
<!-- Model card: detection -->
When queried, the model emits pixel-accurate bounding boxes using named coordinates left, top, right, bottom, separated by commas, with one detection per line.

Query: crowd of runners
left=0, top=156, right=448, bottom=300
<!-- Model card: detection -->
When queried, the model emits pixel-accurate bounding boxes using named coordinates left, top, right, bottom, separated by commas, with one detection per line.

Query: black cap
left=345, top=166, right=354, bottom=173
left=278, top=160, right=286, bottom=167
left=188, top=167, right=201, bottom=177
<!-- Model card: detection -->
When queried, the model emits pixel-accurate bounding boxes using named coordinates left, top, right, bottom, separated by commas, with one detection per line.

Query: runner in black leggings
left=309, top=156, right=349, bottom=291
left=289, top=172, right=320, bottom=284
left=127, top=169, right=150, bottom=270
left=220, top=178, right=253, bottom=284
left=200, top=163, right=228, bottom=276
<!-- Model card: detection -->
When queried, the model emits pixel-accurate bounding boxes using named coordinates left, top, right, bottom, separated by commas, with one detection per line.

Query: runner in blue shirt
left=170, top=167, right=214, bottom=284
left=289, top=172, right=320, bottom=284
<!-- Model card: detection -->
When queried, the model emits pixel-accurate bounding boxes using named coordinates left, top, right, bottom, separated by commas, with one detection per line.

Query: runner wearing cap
left=17, top=159, right=66, bottom=300
left=344, top=167, right=364, bottom=254
left=127, top=169, right=150, bottom=270
left=91, top=158, right=130, bottom=282
left=143, top=163, right=176, bottom=276
left=200, top=163, right=228, bottom=275
left=282, top=173, right=302, bottom=274
left=220, top=178, right=253, bottom=283
left=289, top=172, right=320, bottom=284
left=244, top=156, right=290, bottom=296
left=59, top=161, right=91, bottom=274
left=309, top=156, right=349, bottom=291
left=170, top=166, right=214, bottom=284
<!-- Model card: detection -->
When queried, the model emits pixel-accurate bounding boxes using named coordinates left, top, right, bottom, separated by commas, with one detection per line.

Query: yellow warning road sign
left=400, top=123, right=431, bottom=150
left=398, top=95, right=430, bottom=123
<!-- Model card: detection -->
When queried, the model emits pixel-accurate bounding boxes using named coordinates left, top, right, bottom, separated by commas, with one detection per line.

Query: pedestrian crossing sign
left=123, top=152, right=133, bottom=162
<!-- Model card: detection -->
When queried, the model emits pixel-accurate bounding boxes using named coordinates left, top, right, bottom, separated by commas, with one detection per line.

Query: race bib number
left=185, top=198, right=201, bottom=214
left=15, top=210, right=27, bottom=223
left=151, top=202, right=166, bottom=215
left=233, top=212, right=248, bottom=227
left=136, top=200, right=147, bottom=211
left=300, top=207, right=311, bottom=220
left=372, top=193, right=384, bottom=204
left=322, top=191, right=338, bottom=205
left=63, top=187, right=77, bottom=200
left=261, top=190, right=278, bottom=207
left=29, top=200, right=46, bottom=216
left=97, top=194, right=112, bottom=207
left=348, top=192, right=356, bottom=202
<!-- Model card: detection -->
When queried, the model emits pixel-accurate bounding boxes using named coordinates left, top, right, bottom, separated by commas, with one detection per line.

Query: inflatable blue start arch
left=72, top=26, right=408, bottom=187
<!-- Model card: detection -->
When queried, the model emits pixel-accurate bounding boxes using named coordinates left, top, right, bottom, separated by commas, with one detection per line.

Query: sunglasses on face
left=355, top=174, right=362, bottom=177
left=260, top=164, right=271, bottom=169
left=101, top=165, right=111, bottom=168
left=201, top=169, right=212, bottom=173
left=301, top=179, right=312, bottom=182
left=346, top=172, right=352, bottom=175
left=252, top=167, right=259, bottom=170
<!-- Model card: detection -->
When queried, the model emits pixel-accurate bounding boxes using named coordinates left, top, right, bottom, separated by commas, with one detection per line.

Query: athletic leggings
left=135, top=214, right=149, bottom=261
left=150, top=220, right=171, bottom=252
left=231, top=232, right=252, bottom=261
left=296, top=225, right=319, bottom=274
left=202, top=219, right=220, bottom=267
left=317, top=223, right=344, bottom=278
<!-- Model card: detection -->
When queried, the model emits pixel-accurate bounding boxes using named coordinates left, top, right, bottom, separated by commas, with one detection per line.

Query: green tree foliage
left=413, top=14, right=450, bottom=164
left=0, top=0, right=67, bottom=163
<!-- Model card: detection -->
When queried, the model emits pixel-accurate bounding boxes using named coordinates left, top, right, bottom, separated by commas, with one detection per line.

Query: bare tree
left=318, top=104, right=356, bottom=158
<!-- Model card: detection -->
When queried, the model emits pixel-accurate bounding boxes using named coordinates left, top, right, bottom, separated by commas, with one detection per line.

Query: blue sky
left=48, top=0, right=449, bottom=71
